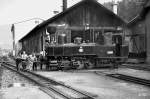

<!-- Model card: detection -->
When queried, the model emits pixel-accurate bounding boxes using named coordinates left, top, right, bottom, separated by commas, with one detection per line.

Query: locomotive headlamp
left=107, top=51, right=113, bottom=54
left=79, top=46, right=84, bottom=53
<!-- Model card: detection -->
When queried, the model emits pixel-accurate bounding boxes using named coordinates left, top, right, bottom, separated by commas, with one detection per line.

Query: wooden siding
left=49, top=2, right=123, bottom=27
left=22, top=29, right=45, bottom=54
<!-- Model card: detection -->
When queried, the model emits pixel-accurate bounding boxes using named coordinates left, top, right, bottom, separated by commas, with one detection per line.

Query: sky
left=0, top=0, right=122, bottom=49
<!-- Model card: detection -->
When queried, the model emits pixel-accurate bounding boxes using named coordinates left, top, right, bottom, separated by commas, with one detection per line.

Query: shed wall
left=21, top=29, right=45, bottom=54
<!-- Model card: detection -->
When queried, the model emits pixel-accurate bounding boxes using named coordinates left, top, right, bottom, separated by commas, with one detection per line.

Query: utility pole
left=11, top=24, right=15, bottom=56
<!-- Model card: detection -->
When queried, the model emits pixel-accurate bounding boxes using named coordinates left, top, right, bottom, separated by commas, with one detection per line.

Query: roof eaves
left=18, top=24, right=41, bottom=42
left=19, top=0, right=85, bottom=42
left=39, top=0, right=85, bottom=27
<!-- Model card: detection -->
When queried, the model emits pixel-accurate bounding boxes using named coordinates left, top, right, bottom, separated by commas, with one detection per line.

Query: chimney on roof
left=62, top=0, right=67, bottom=12
left=112, top=0, right=118, bottom=14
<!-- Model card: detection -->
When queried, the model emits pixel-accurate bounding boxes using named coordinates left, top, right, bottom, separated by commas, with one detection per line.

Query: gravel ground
left=36, top=71, right=150, bottom=99
left=0, top=66, right=37, bottom=88
left=0, top=67, right=52, bottom=99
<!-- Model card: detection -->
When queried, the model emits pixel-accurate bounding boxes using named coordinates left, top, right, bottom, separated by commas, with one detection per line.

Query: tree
left=103, top=0, right=144, bottom=22
left=117, top=0, right=144, bottom=22
left=103, top=2, right=113, bottom=12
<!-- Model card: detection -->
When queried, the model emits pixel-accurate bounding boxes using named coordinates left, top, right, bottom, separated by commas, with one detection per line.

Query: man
left=39, top=53, right=44, bottom=70
left=21, top=51, right=28, bottom=60
left=21, top=51, right=28, bottom=70
left=31, top=53, right=37, bottom=70
left=27, top=54, right=36, bottom=71
left=115, top=40, right=121, bottom=57
left=16, top=53, right=22, bottom=71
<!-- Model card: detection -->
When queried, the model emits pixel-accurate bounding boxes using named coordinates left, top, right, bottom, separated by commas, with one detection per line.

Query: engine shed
left=19, top=0, right=126, bottom=54
left=18, top=0, right=129, bottom=68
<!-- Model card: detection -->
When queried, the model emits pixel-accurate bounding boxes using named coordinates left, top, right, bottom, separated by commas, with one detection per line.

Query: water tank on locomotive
left=58, top=34, right=67, bottom=44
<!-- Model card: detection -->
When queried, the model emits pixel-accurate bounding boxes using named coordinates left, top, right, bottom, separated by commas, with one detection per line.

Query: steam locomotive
left=44, top=25, right=128, bottom=69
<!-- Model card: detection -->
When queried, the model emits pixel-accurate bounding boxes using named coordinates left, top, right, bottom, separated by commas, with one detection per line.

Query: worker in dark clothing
left=39, top=54, right=45, bottom=70
left=115, top=39, right=121, bottom=57
left=115, top=42, right=121, bottom=56
left=16, top=53, right=22, bottom=71
left=114, top=39, right=122, bottom=68
left=32, top=53, right=37, bottom=71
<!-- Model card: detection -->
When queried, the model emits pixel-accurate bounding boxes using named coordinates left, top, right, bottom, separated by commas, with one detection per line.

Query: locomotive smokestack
left=62, top=0, right=67, bottom=12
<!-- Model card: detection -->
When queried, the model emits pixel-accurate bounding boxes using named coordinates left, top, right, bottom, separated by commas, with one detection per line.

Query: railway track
left=2, top=62, right=96, bottom=99
left=107, top=73, right=150, bottom=87
left=94, top=70, right=150, bottom=87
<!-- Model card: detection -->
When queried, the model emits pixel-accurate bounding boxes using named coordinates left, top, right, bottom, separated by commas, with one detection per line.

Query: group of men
left=15, top=51, right=38, bottom=71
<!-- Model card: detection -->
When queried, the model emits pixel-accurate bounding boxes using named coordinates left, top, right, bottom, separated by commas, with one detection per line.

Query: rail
left=107, top=73, right=150, bottom=87
left=94, top=70, right=150, bottom=87
left=2, top=62, right=97, bottom=99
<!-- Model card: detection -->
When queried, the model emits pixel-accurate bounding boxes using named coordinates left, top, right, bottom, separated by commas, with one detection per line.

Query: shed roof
left=19, top=0, right=126, bottom=42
